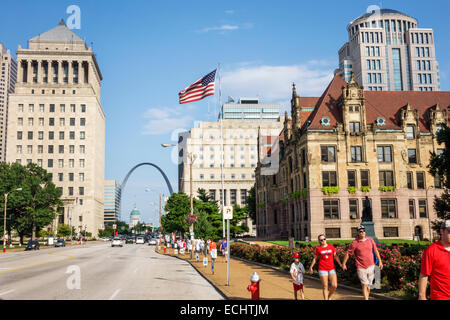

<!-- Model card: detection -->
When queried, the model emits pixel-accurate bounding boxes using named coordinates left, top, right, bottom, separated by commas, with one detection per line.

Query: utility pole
left=189, top=153, right=195, bottom=259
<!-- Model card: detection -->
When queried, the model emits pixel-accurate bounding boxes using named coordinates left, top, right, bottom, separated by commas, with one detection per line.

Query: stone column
left=68, top=60, right=73, bottom=85
left=58, top=60, right=63, bottom=84
left=18, top=60, right=24, bottom=83
left=38, top=60, right=44, bottom=83
left=26, top=60, right=32, bottom=84
left=48, top=60, right=53, bottom=83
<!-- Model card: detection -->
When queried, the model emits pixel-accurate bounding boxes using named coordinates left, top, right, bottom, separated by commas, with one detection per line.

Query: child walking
left=290, top=252, right=305, bottom=300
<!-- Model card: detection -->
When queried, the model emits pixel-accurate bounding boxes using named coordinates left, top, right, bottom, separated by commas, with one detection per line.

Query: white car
left=111, top=238, right=123, bottom=247
left=148, top=238, right=157, bottom=245
left=136, top=237, right=144, bottom=244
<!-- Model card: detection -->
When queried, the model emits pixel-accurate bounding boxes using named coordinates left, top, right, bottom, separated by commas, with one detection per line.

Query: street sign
left=223, top=206, right=233, bottom=220
left=190, top=232, right=194, bottom=236
left=203, top=257, right=208, bottom=267
left=112, top=224, right=117, bottom=230
left=174, top=249, right=178, bottom=255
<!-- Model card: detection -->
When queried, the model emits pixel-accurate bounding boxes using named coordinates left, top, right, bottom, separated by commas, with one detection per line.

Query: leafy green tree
left=230, top=204, right=250, bottom=237
left=0, top=162, right=62, bottom=243
left=193, top=210, right=215, bottom=240
left=162, top=192, right=190, bottom=234
left=57, top=224, right=72, bottom=238
left=197, top=188, right=212, bottom=202
left=429, top=123, right=450, bottom=232
left=246, top=185, right=257, bottom=223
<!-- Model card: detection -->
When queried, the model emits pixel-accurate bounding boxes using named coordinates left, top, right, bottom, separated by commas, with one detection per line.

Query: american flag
left=179, top=69, right=216, bottom=104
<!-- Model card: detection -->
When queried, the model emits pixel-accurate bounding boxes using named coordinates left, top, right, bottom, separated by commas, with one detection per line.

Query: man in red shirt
left=342, top=225, right=383, bottom=300
left=418, top=220, right=450, bottom=300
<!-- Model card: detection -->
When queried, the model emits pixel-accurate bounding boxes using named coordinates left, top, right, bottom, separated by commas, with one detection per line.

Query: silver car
left=148, top=238, right=157, bottom=245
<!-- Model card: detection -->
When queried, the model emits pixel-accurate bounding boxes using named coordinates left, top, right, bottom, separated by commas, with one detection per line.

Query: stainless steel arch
left=119, top=163, right=174, bottom=219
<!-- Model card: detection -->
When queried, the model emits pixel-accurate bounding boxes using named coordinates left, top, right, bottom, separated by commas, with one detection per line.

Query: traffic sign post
left=223, top=206, right=233, bottom=286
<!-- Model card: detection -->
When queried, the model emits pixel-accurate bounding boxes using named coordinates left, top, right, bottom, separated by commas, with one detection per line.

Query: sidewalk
left=156, top=246, right=382, bottom=300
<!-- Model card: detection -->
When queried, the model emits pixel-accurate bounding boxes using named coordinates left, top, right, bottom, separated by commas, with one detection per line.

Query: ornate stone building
left=6, top=20, right=105, bottom=237
left=255, top=74, right=449, bottom=241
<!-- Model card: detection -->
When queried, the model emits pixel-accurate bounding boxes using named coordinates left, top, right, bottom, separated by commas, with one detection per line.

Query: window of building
left=59, top=131, right=64, bottom=140
left=408, top=149, right=417, bottom=164
left=80, top=159, right=85, bottom=168
left=409, top=199, right=415, bottom=219
left=417, top=172, right=425, bottom=189
left=381, top=199, right=397, bottom=219
left=322, top=171, right=337, bottom=187
left=69, top=159, right=74, bottom=168
left=79, top=173, right=84, bottom=182
left=349, top=199, right=359, bottom=219
left=59, top=145, right=64, bottom=154
left=348, top=170, right=356, bottom=187
left=69, top=173, right=74, bottom=182
left=406, top=125, right=415, bottom=139
left=80, top=118, right=86, bottom=126
left=240, top=189, right=247, bottom=204
left=49, top=104, right=54, bottom=112
left=70, top=131, right=75, bottom=140
left=377, top=146, right=392, bottom=162
left=351, top=227, right=358, bottom=238
left=69, top=187, right=73, bottom=196
left=70, top=104, right=75, bottom=112
left=48, top=145, right=54, bottom=154
left=325, top=228, right=341, bottom=239
left=407, top=172, right=413, bottom=189
left=209, top=190, right=216, bottom=201
left=321, top=146, right=336, bottom=162
left=79, top=187, right=84, bottom=196
left=80, top=132, right=85, bottom=140
left=383, top=227, right=399, bottom=237
left=323, top=200, right=339, bottom=220
left=58, top=173, right=63, bottom=182
left=38, top=131, right=44, bottom=140
left=351, top=146, right=362, bottom=162
left=230, top=189, right=237, bottom=205
left=49, top=118, right=54, bottom=126
left=48, top=131, right=54, bottom=140
left=81, top=105, right=86, bottom=112
left=419, top=200, right=427, bottom=218
left=48, top=159, right=53, bottom=168
left=379, top=170, right=394, bottom=187
left=350, top=122, right=360, bottom=134
left=27, top=131, right=33, bottom=140
left=38, top=145, right=43, bottom=154
left=58, top=159, right=64, bottom=168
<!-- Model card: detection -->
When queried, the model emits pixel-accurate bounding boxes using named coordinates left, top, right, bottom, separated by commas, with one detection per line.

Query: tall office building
left=337, top=9, right=440, bottom=92
left=178, top=99, right=283, bottom=236
left=6, top=20, right=105, bottom=237
left=104, top=180, right=121, bottom=223
left=0, top=43, right=18, bottom=161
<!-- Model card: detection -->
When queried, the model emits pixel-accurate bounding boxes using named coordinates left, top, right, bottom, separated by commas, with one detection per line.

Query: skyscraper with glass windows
left=337, top=9, right=440, bottom=92
left=104, top=180, right=121, bottom=223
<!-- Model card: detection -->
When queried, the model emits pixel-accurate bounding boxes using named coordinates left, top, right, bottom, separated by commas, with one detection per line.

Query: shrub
left=347, top=187, right=357, bottom=194
left=361, top=186, right=371, bottom=193
left=379, top=186, right=396, bottom=192
left=322, top=187, right=340, bottom=196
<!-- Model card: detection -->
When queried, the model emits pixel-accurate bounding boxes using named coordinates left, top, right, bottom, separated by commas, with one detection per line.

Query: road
left=0, top=241, right=224, bottom=300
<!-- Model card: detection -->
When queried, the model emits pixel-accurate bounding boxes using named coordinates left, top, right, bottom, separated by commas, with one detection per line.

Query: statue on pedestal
left=362, top=196, right=372, bottom=222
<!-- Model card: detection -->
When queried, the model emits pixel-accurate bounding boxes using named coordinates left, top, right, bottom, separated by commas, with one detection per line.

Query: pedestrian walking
left=342, top=225, right=383, bottom=300
left=308, top=234, right=342, bottom=300
left=209, top=239, right=217, bottom=274
left=220, top=238, right=228, bottom=261
left=290, top=252, right=305, bottom=300
left=418, top=220, right=450, bottom=300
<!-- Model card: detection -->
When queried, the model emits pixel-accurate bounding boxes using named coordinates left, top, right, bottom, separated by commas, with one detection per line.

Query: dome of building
left=130, top=208, right=141, bottom=216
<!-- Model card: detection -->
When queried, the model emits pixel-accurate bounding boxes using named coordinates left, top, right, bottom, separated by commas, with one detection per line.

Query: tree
left=197, top=188, right=212, bottom=202
left=246, top=185, right=257, bottom=223
left=161, top=192, right=190, bottom=234
left=57, top=224, right=72, bottom=238
left=193, top=210, right=215, bottom=240
left=0, top=162, right=62, bottom=243
left=98, top=220, right=130, bottom=238
left=230, top=204, right=250, bottom=237
left=429, top=123, right=450, bottom=232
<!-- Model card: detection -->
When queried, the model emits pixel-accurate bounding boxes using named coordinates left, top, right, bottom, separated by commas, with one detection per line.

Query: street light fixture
left=3, top=188, right=22, bottom=253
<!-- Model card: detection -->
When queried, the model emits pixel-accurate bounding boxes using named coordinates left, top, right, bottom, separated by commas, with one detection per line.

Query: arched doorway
left=414, top=226, right=423, bottom=241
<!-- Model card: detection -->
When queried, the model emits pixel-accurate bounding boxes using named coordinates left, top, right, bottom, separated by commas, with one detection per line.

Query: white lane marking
left=0, top=289, right=15, bottom=296
left=0, top=268, right=11, bottom=270
left=109, top=289, right=121, bottom=300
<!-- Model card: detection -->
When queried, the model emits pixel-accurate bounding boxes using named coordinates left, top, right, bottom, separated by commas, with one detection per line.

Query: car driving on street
left=55, top=239, right=66, bottom=247
left=25, top=240, right=40, bottom=251
left=136, top=236, right=144, bottom=244
left=111, top=237, right=123, bottom=247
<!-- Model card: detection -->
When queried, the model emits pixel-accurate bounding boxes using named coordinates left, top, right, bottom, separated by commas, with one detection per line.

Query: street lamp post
left=3, top=188, right=22, bottom=253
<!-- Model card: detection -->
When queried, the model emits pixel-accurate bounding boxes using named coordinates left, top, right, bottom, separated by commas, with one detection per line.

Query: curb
left=155, top=249, right=229, bottom=300
left=230, top=255, right=401, bottom=301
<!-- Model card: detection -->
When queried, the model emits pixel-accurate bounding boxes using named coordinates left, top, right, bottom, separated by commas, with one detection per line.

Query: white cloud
left=197, top=24, right=239, bottom=33
left=221, top=62, right=334, bottom=106
left=141, top=106, right=194, bottom=135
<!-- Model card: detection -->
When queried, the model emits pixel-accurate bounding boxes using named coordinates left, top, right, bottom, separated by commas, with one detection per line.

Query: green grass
left=266, top=239, right=430, bottom=247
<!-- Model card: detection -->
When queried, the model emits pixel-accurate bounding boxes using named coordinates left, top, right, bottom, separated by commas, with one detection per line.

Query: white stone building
left=6, top=20, right=105, bottom=237
left=178, top=100, right=284, bottom=236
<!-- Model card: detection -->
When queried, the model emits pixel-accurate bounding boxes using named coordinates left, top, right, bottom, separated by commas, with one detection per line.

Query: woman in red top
left=309, top=234, right=343, bottom=300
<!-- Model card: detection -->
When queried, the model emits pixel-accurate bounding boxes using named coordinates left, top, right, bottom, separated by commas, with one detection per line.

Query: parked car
left=111, top=238, right=123, bottom=247
left=148, top=238, right=157, bottom=245
left=125, top=237, right=134, bottom=244
left=25, top=240, right=40, bottom=251
left=55, top=239, right=66, bottom=247
left=136, top=237, right=145, bottom=244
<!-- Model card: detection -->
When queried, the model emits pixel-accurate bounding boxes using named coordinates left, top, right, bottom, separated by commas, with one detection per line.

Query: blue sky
left=1, top=0, right=449, bottom=225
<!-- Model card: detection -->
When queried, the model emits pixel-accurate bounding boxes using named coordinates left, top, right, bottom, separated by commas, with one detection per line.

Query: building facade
left=255, top=74, right=448, bottom=241
left=179, top=101, right=284, bottom=236
left=104, top=180, right=121, bottom=223
left=6, top=20, right=105, bottom=237
left=337, top=9, right=440, bottom=92
left=0, top=43, right=18, bottom=161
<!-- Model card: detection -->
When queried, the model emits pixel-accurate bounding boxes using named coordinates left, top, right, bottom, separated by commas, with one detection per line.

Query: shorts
left=357, top=265, right=375, bottom=285
left=293, top=283, right=304, bottom=291
left=318, top=269, right=336, bottom=277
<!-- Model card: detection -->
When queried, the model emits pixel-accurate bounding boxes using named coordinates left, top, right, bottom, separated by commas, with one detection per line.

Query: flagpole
left=218, top=62, right=225, bottom=238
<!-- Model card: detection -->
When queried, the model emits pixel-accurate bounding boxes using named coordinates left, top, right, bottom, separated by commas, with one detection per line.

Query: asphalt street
left=0, top=241, right=224, bottom=300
